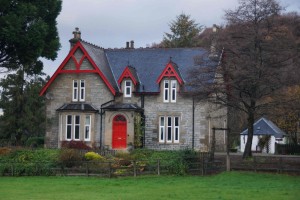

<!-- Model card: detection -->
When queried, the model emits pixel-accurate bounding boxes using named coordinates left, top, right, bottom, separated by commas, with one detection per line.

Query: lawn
left=0, top=172, right=299, bottom=200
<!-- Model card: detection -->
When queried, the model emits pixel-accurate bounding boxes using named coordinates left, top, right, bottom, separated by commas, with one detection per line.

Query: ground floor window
left=62, top=114, right=93, bottom=141
left=159, top=116, right=180, bottom=144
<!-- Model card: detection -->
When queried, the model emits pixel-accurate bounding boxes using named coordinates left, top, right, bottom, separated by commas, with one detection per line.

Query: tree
left=0, top=0, right=62, bottom=73
left=0, top=0, right=61, bottom=145
left=162, top=13, right=203, bottom=48
left=269, top=86, right=300, bottom=144
left=0, top=72, right=46, bottom=145
left=188, top=0, right=300, bottom=158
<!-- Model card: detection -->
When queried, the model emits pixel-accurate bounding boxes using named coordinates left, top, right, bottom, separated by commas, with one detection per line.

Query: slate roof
left=81, top=41, right=120, bottom=91
left=41, top=40, right=218, bottom=96
left=240, top=117, right=285, bottom=138
left=104, top=47, right=216, bottom=93
left=57, top=103, right=98, bottom=112
left=127, top=66, right=140, bottom=84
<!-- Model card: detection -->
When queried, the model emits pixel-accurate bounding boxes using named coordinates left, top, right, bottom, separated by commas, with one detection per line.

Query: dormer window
left=164, top=80, right=177, bottom=103
left=124, top=80, right=132, bottom=97
left=73, top=80, right=85, bottom=102
left=163, top=80, right=169, bottom=102
left=171, top=80, right=177, bottom=102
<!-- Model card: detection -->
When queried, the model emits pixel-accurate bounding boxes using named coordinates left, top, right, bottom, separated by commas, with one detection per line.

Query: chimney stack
left=69, top=27, right=82, bottom=50
left=130, top=40, right=134, bottom=49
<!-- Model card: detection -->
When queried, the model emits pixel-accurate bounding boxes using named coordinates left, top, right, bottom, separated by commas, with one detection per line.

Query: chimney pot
left=73, top=27, right=81, bottom=39
left=130, top=40, right=134, bottom=49
left=126, top=41, right=130, bottom=49
left=69, top=27, right=82, bottom=50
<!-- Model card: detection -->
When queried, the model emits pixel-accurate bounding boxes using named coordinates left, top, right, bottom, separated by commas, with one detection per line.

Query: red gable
left=156, top=61, right=184, bottom=84
left=118, top=66, right=138, bottom=85
left=39, top=41, right=116, bottom=96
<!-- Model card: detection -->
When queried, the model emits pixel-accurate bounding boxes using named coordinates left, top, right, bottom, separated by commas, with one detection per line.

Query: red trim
left=60, top=70, right=98, bottom=74
left=40, top=41, right=116, bottom=96
left=117, top=66, right=138, bottom=85
left=156, top=61, right=183, bottom=84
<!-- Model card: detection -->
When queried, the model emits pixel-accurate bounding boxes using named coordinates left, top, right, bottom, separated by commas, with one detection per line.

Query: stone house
left=40, top=28, right=227, bottom=151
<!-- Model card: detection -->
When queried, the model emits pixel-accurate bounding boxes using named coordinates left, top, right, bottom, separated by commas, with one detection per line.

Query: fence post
left=253, top=157, right=257, bottom=172
left=11, top=163, right=14, bottom=176
left=133, top=160, right=137, bottom=177
left=278, top=157, right=283, bottom=174
left=85, top=161, right=89, bottom=177
left=201, top=154, right=205, bottom=176
left=157, top=159, right=160, bottom=176
left=108, top=161, right=112, bottom=178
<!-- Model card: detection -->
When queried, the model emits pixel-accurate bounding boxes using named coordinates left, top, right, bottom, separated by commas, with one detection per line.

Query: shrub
left=0, top=147, right=12, bottom=156
left=61, top=141, right=91, bottom=150
left=25, top=137, right=44, bottom=148
left=58, top=149, right=83, bottom=168
left=0, top=149, right=59, bottom=176
left=85, top=152, right=104, bottom=161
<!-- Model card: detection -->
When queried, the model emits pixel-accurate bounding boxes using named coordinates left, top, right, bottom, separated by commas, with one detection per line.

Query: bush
left=0, top=147, right=12, bottom=155
left=131, top=149, right=197, bottom=175
left=61, top=141, right=91, bottom=150
left=25, top=137, right=44, bottom=148
left=85, top=152, right=104, bottom=161
left=58, top=149, right=83, bottom=168
left=0, top=149, right=59, bottom=176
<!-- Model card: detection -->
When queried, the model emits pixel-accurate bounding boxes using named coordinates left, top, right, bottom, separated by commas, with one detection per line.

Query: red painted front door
left=112, top=115, right=127, bottom=149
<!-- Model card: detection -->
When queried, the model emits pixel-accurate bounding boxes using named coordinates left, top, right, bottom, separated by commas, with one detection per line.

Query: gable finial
left=169, top=56, right=172, bottom=62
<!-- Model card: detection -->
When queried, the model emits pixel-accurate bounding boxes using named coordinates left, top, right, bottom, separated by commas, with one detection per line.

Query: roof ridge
left=104, top=46, right=207, bottom=51
left=81, top=39, right=104, bottom=49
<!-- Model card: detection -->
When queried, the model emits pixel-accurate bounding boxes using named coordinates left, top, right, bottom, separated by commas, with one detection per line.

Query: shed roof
left=240, top=117, right=285, bottom=138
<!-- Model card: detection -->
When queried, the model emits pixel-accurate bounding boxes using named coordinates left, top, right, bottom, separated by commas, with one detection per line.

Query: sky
left=42, top=0, right=300, bottom=76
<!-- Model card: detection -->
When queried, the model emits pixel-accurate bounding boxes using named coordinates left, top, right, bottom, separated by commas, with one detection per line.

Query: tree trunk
left=243, top=109, right=255, bottom=159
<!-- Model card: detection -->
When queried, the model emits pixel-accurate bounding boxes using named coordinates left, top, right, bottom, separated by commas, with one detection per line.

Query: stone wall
left=44, top=72, right=114, bottom=148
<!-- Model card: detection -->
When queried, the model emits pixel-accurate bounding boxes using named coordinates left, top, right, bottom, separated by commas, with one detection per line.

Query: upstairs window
left=80, top=80, right=85, bottom=101
left=163, top=80, right=169, bottom=102
left=73, top=80, right=78, bottom=101
left=73, top=80, right=85, bottom=102
left=124, top=80, right=132, bottom=97
left=163, top=80, right=177, bottom=103
left=171, top=80, right=177, bottom=102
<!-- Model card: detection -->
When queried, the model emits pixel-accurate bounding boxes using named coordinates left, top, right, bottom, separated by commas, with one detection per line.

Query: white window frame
left=124, top=80, right=132, bottom=97
left=84, top=115, right=91, bottom=141
left=80, top=80, right=85, bottom=102
left=66, top=115, right=72, bottom=140
left=174, top=117, right=180, bottom=143
left=163, top=80, right=169, bottom=102
left=159, top=116, right=180, bottom=144
left=166, top=117, right=172, bottom=143
left=73, top=80, right=78, bottom=101
left=159, top=117, right=165, bottom=143
left=171, top=80, right=177, bottom=103
left=74, top=115, right=80, bottom=140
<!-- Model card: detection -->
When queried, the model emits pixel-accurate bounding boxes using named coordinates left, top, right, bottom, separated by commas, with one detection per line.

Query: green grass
left=0, top=172, right=299, bottom=200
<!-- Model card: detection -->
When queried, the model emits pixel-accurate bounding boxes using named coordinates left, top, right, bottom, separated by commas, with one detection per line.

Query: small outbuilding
left=240, top=117, right=286, bottom=154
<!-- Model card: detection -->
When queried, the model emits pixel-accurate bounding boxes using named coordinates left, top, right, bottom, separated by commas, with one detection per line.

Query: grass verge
left=0, top=172, right=299, bottom=200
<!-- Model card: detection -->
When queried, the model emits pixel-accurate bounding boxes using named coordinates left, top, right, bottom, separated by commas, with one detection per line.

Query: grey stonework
left=43, top=43, right=227, bottom=151
left=45, top=70, right=114, bottom=148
